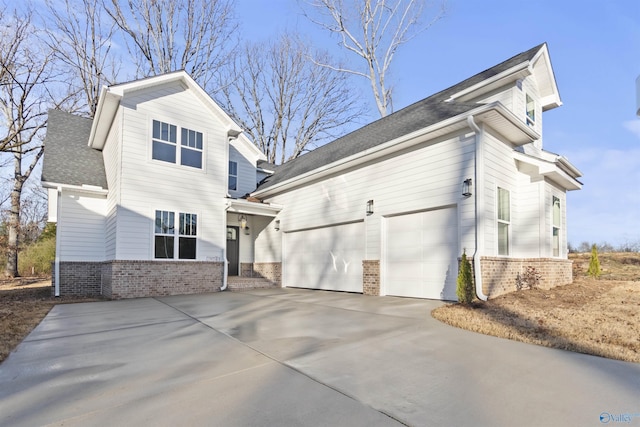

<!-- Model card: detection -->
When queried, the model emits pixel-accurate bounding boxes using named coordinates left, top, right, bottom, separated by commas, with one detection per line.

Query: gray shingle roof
left=256, top=43, right=545, bottom=192
left=41, top=109, right=108, bottom=189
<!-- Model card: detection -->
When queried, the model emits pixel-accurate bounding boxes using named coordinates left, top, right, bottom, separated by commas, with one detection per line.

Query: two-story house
left=42, top=42, right=582, bottom=300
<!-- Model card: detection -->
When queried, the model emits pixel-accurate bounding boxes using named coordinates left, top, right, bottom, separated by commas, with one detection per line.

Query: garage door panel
left=284, top=222, right=364, bottom=292
left=385, top=208, right=458, bottom=300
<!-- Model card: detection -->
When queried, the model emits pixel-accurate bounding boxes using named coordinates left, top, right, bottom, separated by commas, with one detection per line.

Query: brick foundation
left=362, top=260, right=381, bottom=296
left=52, top=261, right=103, bottom=297
left=55, top=260, right=224, bottom=299
left=480, top=256, right=573, bottom=298
left=240, top=263, right=254, bottom=277
left=252, top=262, right=282, bottom=286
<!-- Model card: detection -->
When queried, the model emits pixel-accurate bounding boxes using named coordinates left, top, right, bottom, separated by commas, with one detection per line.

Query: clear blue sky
left=237, top=0, right=640, bottom=248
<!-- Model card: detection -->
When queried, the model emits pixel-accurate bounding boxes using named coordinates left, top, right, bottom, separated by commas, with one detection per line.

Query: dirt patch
left=432, top=253, right=640, bottom=363
left=0, top=278, right=103, bottom=363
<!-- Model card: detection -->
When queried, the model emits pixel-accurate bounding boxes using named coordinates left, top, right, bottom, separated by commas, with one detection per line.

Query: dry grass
left=432, top=253, right=640, bottom=363
left=0, top=278, right=102, bottom=363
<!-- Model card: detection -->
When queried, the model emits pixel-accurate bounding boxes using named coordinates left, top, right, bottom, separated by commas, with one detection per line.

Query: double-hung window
left=228, top=161, right=238, bottom=191
left=152, top=120, right=177, bottom=164
left=552, top=196, right=561, bottom=257
left=152, top=120, right=203, bottom=169
left=154, top=210, right=197, bottom=259
left=497, top=187, right=510, bottom=256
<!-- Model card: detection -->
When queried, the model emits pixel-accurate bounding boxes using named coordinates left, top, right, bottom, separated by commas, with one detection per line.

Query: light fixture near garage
left=274, top=220, right=280, bottom=231
left=462, top=179, right=473, bottom=197
left=238, top=214, right=248, bottom=229
left=366, top=199, right=374, bottom=215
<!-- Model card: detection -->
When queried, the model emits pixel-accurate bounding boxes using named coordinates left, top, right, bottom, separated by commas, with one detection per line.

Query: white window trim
left=552, top=195, right=561, bottom=258
left=497, top=186, right=511, bottom=257
left=228, top=160, right=238, bottom=191
left=149, top=117, right=206, bottom=172
left=525, top=93, right=536, bottom=127
left=152, top=209, right=199, bottom=261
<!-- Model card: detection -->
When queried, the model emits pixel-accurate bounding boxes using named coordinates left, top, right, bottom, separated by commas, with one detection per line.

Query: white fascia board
left=236, top=133, right=266, bottom=161
left=227, top=198, right=283, bottom=217
left=41, top=181, right=108, bottom=196
left=513, top=152, right=582, bottom=190
left=88, top=88, right=122, bottom=150
left=445, top=63, right=530, bottom=103
left=253, top=103, right=512, bottom=198
left=529, top=45, right=562, bottom=111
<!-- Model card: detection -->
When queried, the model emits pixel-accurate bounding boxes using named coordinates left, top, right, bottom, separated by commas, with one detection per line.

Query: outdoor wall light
left=462, top=178, right=473, bottom=197
left=274, top=220, right=280, bottom=231
left=238, top=214, right=248, bottom=229
left=366, top=199, right=374, bottom=215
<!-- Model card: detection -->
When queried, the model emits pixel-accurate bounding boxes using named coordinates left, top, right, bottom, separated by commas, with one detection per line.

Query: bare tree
left=43, top=0, right=120, bottom=117
left=0, top=8, right=64, bottom=277
left=103, top=0, right=237, bottom=92
left=218, top=34, right=364, bottom=164
left=303, top=0, right=445, bottom=117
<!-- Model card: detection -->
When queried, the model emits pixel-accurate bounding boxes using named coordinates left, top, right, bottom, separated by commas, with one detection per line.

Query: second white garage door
left=384, top=207, right=458, bottom=300
left=283, top=222, right=364, bottom=292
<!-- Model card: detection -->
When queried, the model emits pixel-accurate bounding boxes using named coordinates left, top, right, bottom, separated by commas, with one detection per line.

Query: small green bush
left=17, top=236, right=55, bottom=276
left=456, top=250, right=474, bottom=304
left=587, top=244, right=601, bottom=278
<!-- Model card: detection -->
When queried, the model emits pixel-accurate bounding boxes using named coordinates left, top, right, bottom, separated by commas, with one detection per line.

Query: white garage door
left=283, top=222, right=364, bottom=292
left=384, top=207, right=458, bottom=300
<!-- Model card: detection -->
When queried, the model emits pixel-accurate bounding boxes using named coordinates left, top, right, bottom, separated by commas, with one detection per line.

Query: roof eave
left=253, top=102, right=526, bottom=198
left=41, top=181, right=109, bottom=195
left=446, top=63, right=531, bottom=103
left=88, top=88, right=121, bottom=150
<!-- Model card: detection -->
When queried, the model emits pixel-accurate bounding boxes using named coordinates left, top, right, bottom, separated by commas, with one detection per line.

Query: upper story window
left=228, top=161, right=238, bottom=191
left=526, top=94, right=535, bottom=127
left=497, top=187, right=510, bottom=256
left=552, top=196, right=561, bottom=257
left=154, top=210, right=197, bottom=260
left=152, top=120, right=177, bottom=163
left=152, top=120, right=203, bottom=169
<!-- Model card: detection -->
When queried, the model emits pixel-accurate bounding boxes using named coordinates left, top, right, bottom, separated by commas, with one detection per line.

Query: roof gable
left=88, top=71, right=243, bottom=150
left=256, top=43, right=555, bottom=193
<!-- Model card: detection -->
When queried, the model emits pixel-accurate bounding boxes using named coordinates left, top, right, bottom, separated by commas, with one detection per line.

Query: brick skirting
left=252, top=262, right=282, bottom=286
left=52, top=261, right=103, bottom=297
left=363, top=260, right=380, bottom=296
left=480, top=256, right=573, bottom=298
left=54, top=260, right=224, bottom=299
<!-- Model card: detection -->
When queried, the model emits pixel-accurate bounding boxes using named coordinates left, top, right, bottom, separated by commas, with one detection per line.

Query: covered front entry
left=226, top=226, right=240, bottom=276
left=283, top=222, right=364, bottom=292
left=384, top=207, right=458, bottom=300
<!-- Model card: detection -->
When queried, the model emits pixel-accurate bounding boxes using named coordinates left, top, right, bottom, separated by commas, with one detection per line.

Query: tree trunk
left=6, top=152, right=23, bottom=278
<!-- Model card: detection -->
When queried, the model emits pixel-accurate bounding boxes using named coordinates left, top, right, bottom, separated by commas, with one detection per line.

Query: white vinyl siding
left=57, top=191, right=106, bottom=261
left=228, top=140, right=262, bottom=198
left=256, top=132, right=476, bottom=299
left=113, top=81, right=228, bottom=261
left=103, top=110, right=122, bottom=260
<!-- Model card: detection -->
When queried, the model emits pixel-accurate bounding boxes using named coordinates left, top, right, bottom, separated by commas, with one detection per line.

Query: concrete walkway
left=1, top=288, right=639, bottom=426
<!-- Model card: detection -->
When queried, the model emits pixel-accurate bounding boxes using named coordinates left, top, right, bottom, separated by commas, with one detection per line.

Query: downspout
left=466, top=116, right=488, bottom=301
left=54, top=187, right=62, bottom=297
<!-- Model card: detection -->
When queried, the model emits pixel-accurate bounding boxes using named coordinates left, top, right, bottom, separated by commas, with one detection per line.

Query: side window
left=552, top=196, right=561, bottom=257
left=228, top=161, right=238, bottom=191
left=526, top=94, right=535, bottom=127
left=154, top=210, right=197, bottom=259
left=152, top=120, right=177, bottom=163
left=497, top=187, right=510, bottom=256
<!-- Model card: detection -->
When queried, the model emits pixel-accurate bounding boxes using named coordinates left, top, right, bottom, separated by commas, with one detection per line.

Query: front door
left=226, top=226, right=239, bottom=276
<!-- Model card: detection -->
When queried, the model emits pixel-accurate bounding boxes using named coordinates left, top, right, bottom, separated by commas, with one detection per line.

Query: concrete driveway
left=1, top=289, right=639, bottom=426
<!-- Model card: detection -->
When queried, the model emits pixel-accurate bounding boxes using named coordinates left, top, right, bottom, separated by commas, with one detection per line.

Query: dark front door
left=226, top=226, right=239, bottom=276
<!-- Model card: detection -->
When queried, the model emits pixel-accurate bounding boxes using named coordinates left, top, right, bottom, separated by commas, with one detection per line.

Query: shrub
left=456, top=250, right=474, bottom=304
left=516, top=266, right=542, bottom=290
left=587, top=244, right=602, bottom=278
left=17, top=236, right=55, bottom=276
